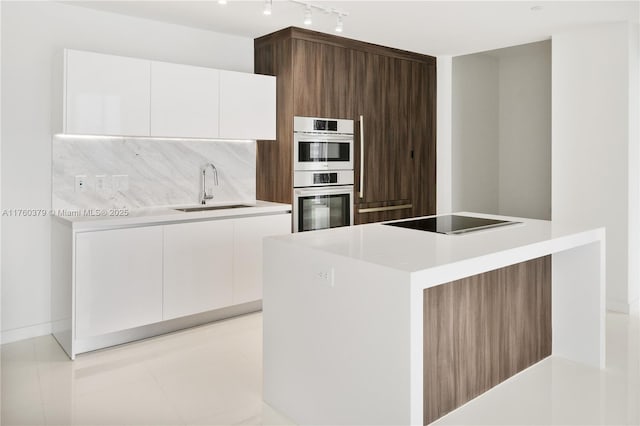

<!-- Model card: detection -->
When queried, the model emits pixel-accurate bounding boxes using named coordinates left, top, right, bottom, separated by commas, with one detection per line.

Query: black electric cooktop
left=384, top=215, right=520, bottom=235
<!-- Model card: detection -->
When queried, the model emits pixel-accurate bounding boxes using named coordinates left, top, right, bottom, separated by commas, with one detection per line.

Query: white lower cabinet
left=75, top=226, right=163, bottom=339
left=65, top=211, right=291, bottom=357
left=163, top=220, right=234, bottom=320
left=233, top=214, right=292, bottom=304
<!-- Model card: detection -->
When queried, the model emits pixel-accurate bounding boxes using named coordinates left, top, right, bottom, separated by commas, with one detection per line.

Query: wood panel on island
left=254, top=27, right=437, bottom=225
left=423, top=255, right=552, bottom=424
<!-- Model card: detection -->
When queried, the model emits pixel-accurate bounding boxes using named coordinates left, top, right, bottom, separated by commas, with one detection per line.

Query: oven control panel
left=294, top=170, right=354, bottom=188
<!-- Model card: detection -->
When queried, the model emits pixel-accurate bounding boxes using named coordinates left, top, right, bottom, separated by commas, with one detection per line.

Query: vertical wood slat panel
left=423, top=256, right=552, bottom=424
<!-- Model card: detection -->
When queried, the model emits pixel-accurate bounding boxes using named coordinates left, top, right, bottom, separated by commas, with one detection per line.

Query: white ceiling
left=65, top=1, right=639, bottom=56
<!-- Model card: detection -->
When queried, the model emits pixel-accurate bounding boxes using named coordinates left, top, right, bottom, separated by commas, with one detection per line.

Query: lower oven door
left=293, top=186, right=354, bottom=232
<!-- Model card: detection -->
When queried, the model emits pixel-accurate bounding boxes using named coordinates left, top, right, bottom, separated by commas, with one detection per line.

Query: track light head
left=303, top=6, right=312, bottom=25
left=263, top=0, right=272, bottom=15
left=335, top=14, right=343, bottom=32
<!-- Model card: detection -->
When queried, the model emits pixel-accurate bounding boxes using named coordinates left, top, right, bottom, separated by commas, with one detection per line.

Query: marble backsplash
left=52, top=136, right=256, bottom=210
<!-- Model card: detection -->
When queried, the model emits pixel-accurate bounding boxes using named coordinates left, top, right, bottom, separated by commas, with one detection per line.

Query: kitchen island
left=263, top=213, right=605, bottom=425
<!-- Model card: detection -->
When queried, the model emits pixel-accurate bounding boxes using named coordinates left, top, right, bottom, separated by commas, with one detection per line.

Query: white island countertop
left=268, top=212, right=603, bottom=285
left=52, top=200, right=291, bottom=231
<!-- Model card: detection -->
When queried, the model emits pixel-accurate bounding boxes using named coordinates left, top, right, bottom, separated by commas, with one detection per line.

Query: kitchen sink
left=174, top=204, right=252, bottom=213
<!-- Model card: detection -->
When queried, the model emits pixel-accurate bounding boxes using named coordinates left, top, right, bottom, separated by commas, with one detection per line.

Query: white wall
left=0, top=1, right=3, bottom=344
left=629, top=23, right=639, bottom=310
left=0, top=1, right=254, bottom=342
left=451, top=53, right=499, bottom=214
left=451, top=41, right=551, bottom=219
left=552, top=22, right=639, bottom=313
left=436, top=56, right=452, bottom=214
left=497, top=41, right=551, bottom=220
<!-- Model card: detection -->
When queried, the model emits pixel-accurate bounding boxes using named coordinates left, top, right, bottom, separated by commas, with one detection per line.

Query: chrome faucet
left=200, top=163, right=219, bottom=204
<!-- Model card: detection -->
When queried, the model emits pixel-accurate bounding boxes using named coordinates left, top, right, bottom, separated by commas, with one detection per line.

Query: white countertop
left=269, top=212, right=605, bottom=277
left=53, top=200, right=291, bottom=231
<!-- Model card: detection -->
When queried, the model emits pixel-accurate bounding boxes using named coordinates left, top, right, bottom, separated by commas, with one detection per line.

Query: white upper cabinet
left=219, top=70, right=276, bottom=140
left=59, top=49, right=276, bottom=140
left=64, top=49, right=151, bottom=136
left=150, top=62, right=220, bottom=138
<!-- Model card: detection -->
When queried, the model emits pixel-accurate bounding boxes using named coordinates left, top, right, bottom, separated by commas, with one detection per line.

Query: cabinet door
left=233, top=213, right=291, bottom=304
left=150, top=61, right=220, bottom=138
left=219, top=70, right=276, bottom=140
left=410, top=62, right=437, bottom=218
left=353, top=52, right=414, bottom=224
left=163, top=220, right=234, bottom=320
left=65, top=49, right=150, bottom=136
left=291, top=39, right=353, bottom=119
left=75, top=227, right=163, bottom=339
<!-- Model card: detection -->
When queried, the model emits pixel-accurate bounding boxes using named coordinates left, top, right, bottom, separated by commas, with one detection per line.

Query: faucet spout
left=200, top=163, right=219, bottom=205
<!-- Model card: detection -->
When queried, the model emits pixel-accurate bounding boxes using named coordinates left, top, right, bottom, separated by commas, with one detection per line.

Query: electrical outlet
left=313, top=267, right=335, bottom=287
left=75, top=175, right=89, bottom=192
left=112, top=174, right=129, bottom=192
left=95, top=175, right=108, bottom=192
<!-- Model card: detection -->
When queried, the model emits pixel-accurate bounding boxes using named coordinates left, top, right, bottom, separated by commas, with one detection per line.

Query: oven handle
left=359, top=115, right=364, bottom=199
left=295, top=186, right=354, bottom=197
left=295, top=135, right=354, bottom=143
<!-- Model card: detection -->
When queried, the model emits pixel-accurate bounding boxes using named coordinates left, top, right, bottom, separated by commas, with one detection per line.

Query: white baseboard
left=1, top=322, right=52, bottom=345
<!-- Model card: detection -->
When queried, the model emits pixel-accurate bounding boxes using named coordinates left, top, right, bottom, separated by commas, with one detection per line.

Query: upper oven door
left=293, top=133, right=353, bottom=171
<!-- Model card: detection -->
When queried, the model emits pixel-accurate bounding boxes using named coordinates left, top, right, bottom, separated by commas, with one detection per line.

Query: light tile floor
left=1, top=313, right=293, bottom=426
left=1, top=310, right=638, bottom=425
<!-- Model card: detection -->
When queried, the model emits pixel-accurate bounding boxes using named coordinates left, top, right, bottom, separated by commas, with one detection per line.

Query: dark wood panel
left=353, top=52, right=416, bottom=224
left=423, top=256, right=552, bottom=424
left=410, top=62, right=437, bottom=218
left=291, top=39, right=353, bottom=119
left=255, top=37, right=294, bottom=204
left=255, top=27, right=437, bottom=65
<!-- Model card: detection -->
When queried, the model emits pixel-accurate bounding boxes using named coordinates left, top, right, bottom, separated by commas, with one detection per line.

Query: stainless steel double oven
left=293, top=116, right=354, bottom=233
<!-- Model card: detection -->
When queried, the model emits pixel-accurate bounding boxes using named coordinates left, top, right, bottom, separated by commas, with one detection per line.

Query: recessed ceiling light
left=530, top=5, right=543, bottom=12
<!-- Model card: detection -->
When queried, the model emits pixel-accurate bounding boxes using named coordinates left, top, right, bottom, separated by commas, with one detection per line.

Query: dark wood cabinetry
left=255, top=27, right=436, bottom=223
left=292, top=39, right=353, bottom=119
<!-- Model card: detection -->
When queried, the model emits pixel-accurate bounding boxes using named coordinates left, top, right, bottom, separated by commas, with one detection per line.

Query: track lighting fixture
left=216, top=0, right=348, bottom=33
left=335, top=14, right=343, bottom=33
left=303, top=5, right=312, bottom=26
